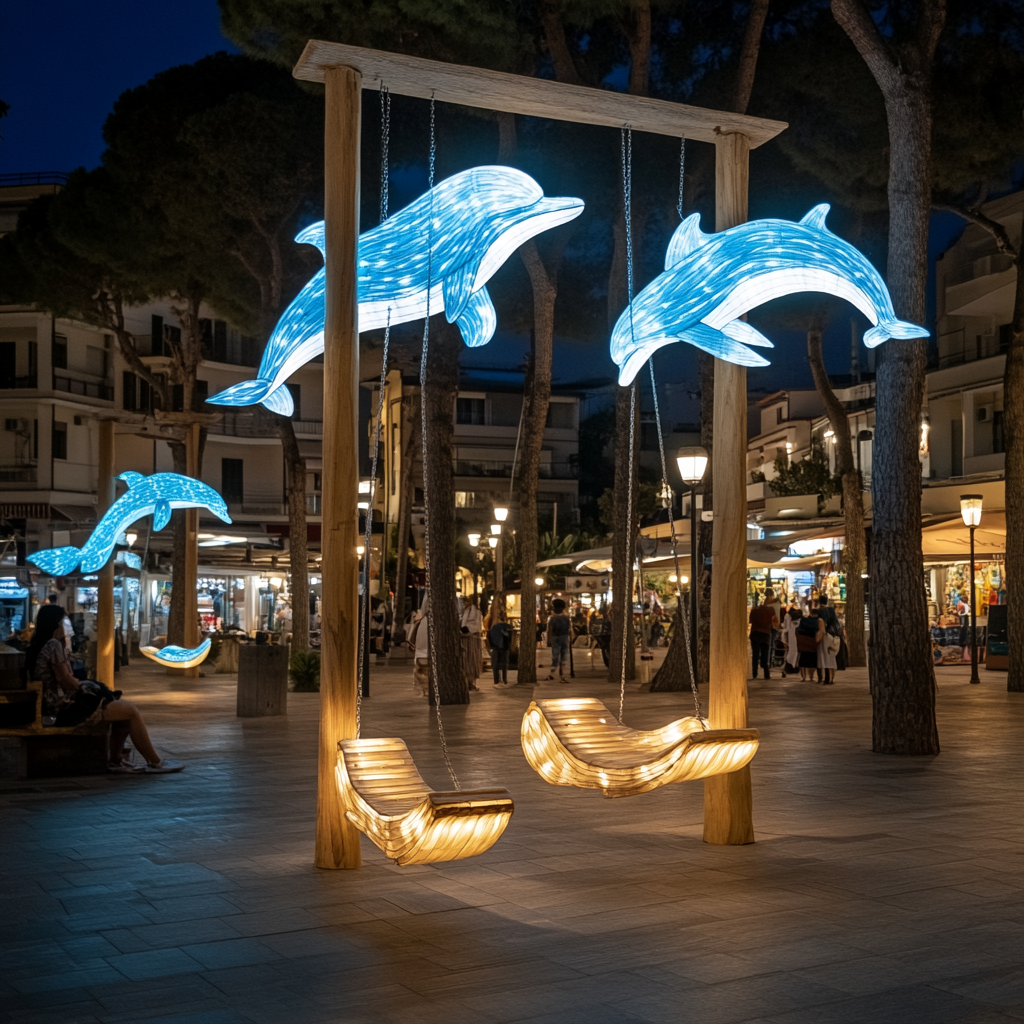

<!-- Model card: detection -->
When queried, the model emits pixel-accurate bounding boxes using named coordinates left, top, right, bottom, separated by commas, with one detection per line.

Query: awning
left=50, top=504, right=97, bottom=524
left=922, top=511, right=1006, bottom=563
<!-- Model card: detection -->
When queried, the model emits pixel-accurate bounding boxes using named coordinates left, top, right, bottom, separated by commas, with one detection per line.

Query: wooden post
left=316, top=64, right=362, bottom=870
left=182, top=422, right=201, bottom=679
left=704, top=132, right=755, bottom=846
left=95, top=420, right=116, bottom=687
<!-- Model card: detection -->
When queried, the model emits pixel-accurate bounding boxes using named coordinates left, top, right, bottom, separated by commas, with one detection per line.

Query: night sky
left=1, top=1, right=961, bottom=403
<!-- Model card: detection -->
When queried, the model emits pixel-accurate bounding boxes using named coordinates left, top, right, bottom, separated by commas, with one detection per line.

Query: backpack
left=488, top=622, right=511, bottom=651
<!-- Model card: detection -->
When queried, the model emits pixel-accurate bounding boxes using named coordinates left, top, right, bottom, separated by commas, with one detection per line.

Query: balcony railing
left=0, top=466, right=38, bottom=483
left=0, top=375, right=38, bottom=390
left=53, top=373, right=113, bottom=401
left=454, top=459, right=578, bottom=479
left=207, top=411, right=323, bottom=439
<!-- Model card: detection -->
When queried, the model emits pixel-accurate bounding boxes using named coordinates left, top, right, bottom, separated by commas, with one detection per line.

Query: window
left=546, top=402, right=574, bottom=429
left=776, top=405, right=786, bottom=424
left=123, top=371, right=137, bottom=411
left=0, top=342, right=14, bottom=388
left=456, top=397, right=485, bottom=425
left=28, top=341, right=37, bottom=380
left=455, top=491, right=478, bottom=508
left=52, top=421, right=67, bottom=460
left=222, top=458, right=244, bottom=505
left=993, top=410, right=1005, bottom=454
left=151, top=315, right=164, bottom=356
left=139, top=379, right=150, bottom=413
left=998, top=324, right=1012, bottom=352
left=52, top=334, right=67, bottom=369
left=287, top=383, right=301, bottom=420
left=195, top=379, right=209, bottom=410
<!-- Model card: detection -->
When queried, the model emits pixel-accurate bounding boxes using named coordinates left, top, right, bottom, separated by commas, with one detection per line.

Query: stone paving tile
left=1, top=659, right=1020, bottom=1024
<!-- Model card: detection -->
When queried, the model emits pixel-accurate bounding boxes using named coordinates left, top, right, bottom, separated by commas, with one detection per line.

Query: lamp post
left=960, top=494, right=983, bottom=685
left=468, top=533, right=481, bottom=597
left=677, top=445, right=709, bottom=681
left=493, top=506, right=508, bottom=597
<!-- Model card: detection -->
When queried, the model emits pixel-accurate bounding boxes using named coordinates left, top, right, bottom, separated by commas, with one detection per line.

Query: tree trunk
left=1005, top=255, right=1024, bottom=691
left=650, top=602, right=694, bottom=691
left=391, top=392, right=419, bottom=643
left=276, top=415, right=309, bottom=652
left=609, top=384, right=638, bottom=683
left=807, top=326, right=867, bottom=666
left=832, top=0, right=942, bottom=754
left=421, top=316, right=467, bottom=704
left=696, top=352, right=715, bottom=686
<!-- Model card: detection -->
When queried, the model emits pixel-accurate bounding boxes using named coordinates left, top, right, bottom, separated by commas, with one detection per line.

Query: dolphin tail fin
left=208, top=379, right=295, bottom=416
left=28, top=546, right=83, bottom=576
left=864, top=319, right=930, bottom=348
left=454, top=287, right=497, bottom=348
left=678, top=323, right=772, bottom=367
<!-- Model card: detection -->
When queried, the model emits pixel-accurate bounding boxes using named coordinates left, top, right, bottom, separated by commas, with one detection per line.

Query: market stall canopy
left=922, top=511, right=1006, bottom=562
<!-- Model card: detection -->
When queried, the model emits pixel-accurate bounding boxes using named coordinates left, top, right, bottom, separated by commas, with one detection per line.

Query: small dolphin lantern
left=28, top=472, right=231, bottom=577
left=140, top=639, right=212, bottom=670
left=209, top=166, right=585, bottom=414
left=611, top=204, right=929, bottom=385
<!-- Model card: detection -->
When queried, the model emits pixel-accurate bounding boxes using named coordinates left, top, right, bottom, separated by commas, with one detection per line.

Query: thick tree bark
left=609, top=384, right=638, bottom=683
left=516, top=243, right=558, bottom=686
left=421, top=316, right=467, bottom=704
left=650, top=602, right=694, bottom=691
left=276, top=415, right=308, bottom=652
left=732, top=0, right=771, bottom=115
left=391, top=391, right=419, bottom=644
left=807, top=326, right=867, bottom=666
left=832, top=0, right=943, bottom=755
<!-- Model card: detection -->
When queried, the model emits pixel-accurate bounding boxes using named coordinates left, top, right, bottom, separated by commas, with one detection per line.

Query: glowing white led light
left=27, top=472, right=231, bottom=577
left=208, top=167, right=584, bottom=414
left=612, top=205, right=929, bottom=385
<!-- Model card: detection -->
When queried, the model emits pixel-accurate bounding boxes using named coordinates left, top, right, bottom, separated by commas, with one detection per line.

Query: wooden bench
left=0, top=682, right=109, bottom=779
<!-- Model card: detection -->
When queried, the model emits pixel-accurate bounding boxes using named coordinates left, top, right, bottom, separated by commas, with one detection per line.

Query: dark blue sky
left=0, top=2, right=965, bottom=400
left=1, top=0, right=237, bottom=174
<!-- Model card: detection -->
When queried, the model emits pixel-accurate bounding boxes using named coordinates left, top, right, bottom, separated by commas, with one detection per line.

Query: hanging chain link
left=677, top=137, right=686, bottom=222
left=356, top=83, right=395, bottom=739
left=417, top=95, right=461, bottom=790
left=648, top=362, right=704, bottom=723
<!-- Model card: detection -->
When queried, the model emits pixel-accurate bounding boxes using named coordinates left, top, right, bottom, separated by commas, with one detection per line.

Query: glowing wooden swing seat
left=336, top=738, right=514, bottom=865
left=521, top=698, right=758, bottom=798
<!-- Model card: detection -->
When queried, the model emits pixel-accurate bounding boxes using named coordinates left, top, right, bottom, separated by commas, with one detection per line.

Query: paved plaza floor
left=2, top=649, right=1021, bottom=1024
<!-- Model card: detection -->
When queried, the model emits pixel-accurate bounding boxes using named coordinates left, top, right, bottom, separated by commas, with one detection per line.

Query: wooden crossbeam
left=293, top=40, right=787, bottom=148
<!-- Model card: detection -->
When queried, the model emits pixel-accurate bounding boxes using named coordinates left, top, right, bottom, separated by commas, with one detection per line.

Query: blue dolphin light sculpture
left=28, top=472, right=231, bottom=577
left=140, top=638, right=212, bottom=669
left=208, top=166, right=585, bottom=415
left=611, top=204, right=929, bottom=385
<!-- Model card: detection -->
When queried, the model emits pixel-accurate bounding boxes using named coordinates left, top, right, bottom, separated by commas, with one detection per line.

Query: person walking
left=544, top=598, right=572, bottom=682
left=748, top=594, right=779, bottom=680
left=781, top=604, right=803, bottom=677
left=815, top=594, right=841, bottom=684
left=794, top=606, right=826, bottom=681
left=460, top=594, right=483, bottom=692
left=487, top=605, right=513, bottom=687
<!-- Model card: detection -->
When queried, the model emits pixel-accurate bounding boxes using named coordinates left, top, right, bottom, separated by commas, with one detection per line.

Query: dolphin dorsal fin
left=119, top=471, right=145, bottom=487
left=442, top=262, right=479, bottom=322
left=454, top=287, right=497, bottom=349
left=665, top=213, right=711, bottom=270
left=295, top=221, right=326, bottom=257
left=799, top=204, right=831, bottom=231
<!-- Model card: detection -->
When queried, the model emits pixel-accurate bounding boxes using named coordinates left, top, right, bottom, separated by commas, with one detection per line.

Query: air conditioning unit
left=4, top=418, right=29, bottom=432
left=977, top=404, right=994, bottom=423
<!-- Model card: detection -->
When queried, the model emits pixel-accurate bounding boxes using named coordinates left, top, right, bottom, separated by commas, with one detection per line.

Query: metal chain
left=417, top=95, right=460, bottom=790
left=356, top=84, right=395, bottom=738
left=379, top=83, right=391, bottom=224
left=648, top=361, right=703, bottom=722
left=677, top=137, right=686, bottom=221
left=619, top=125, right=636, bottom=725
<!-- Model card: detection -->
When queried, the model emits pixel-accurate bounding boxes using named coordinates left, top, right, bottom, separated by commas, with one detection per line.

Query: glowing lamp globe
left=676, top=446, right=709, bottom=485
left=960, top=494, right=983, bottom=528
left=494, top=506, right=509, bottom=522
left=488, top=537, right=498, bottom=549
left=468, top=533, right=480, bottom=547
left=490, top=524, right=502, bottom=536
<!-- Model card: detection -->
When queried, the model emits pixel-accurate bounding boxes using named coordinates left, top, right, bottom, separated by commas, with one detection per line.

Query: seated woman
left=25, top=605, right=184, bottom=774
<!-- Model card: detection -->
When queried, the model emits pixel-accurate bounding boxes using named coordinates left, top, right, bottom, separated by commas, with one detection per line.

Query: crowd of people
left=748, top=588, right=847, bottom=684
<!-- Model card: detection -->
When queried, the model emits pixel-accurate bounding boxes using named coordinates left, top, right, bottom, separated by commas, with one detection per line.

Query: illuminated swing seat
left=336, top=738, right=514, bottom=866
left=521, top=698, right=759, bottom=799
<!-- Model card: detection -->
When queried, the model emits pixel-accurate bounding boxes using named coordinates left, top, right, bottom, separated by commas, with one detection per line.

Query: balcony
left=53, top=373, right=113, bottom=401
left=454, top=459, right=578, bottom=479
left=0, top=465, right=37, bottom=483
left=0, top=375, right=38, bottom=390
left=207, top=411, right=323, bottom=439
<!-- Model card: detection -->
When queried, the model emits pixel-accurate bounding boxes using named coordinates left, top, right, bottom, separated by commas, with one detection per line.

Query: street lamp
left=490, top=523, right=502, bottom=535
left=534, top=576, right=545, bottom=588
left=960, top=493, right=983, bottom=685
left=487, top=536, right=498, bottom=548
left=468, top=533, right=480, bottom=547
left=676, top=445, right=708, bottom=680
left=494, top=506, right=509, bottom=522
left=125, top=531, right=138, bottom=548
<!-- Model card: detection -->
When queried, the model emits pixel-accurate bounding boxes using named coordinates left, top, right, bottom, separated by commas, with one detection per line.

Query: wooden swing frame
left=293, top=39, right=787, bottom=869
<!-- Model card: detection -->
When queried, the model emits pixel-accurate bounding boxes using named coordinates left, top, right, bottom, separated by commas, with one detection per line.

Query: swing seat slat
left=337, top=738, right=514, bottom=865
left=521, top=698, right=758, bottom=798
